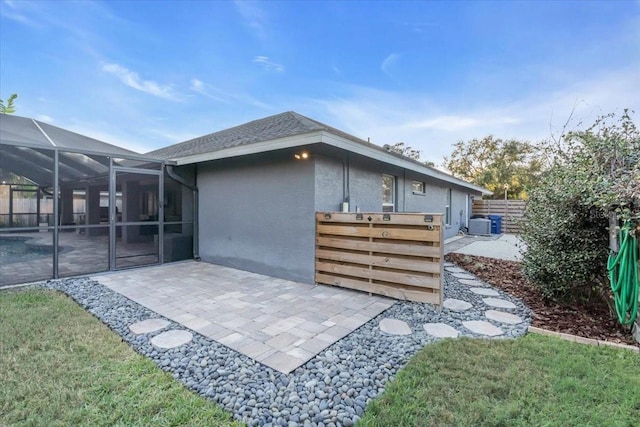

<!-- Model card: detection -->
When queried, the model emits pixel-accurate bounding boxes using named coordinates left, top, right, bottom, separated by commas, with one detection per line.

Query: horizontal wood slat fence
left=472, top=199, right=527, bottom=234
left=315, top=212, right=443, bottom=305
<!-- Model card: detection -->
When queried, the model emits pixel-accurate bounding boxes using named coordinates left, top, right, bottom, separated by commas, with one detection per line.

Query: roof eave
left=169, top=131, right=324, bottom=165
left=168, top=130, right=491, bottom=195
left=318, top=132, right=491, bottom=195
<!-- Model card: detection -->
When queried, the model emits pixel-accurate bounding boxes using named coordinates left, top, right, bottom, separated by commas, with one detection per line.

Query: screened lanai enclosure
left=0, top=114, right=196, bottom=286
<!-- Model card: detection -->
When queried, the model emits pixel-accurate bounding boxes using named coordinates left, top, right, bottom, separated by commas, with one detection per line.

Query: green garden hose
left=607, top=222, right=639, bottom=325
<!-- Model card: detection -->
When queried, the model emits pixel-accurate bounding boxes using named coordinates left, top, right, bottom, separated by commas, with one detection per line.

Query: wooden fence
left=315, top=212, right=443, bottom=305
left=472, top=199, right=526, bottom=234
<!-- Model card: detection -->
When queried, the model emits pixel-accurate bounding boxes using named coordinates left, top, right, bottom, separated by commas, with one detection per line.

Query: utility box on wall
left=469, top=218, right=491, bottom=235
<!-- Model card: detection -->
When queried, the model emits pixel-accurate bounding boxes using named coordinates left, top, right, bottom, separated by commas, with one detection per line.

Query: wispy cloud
left=253, top=56, right=284, bottom=72
left=405, top=115, right=520, bottom=132
left=102, top=63, right=178, bottom=100
left=304, top=68, right=640, bottom=165
left=234, top=0, right=268, bottom=40
left=36, top=114, right=54, bottom=123
left=190, top=77, right=271, bottom=109
left=0, top=0, right=40, bottom=27
left=381, top=53, right=400, bottom=78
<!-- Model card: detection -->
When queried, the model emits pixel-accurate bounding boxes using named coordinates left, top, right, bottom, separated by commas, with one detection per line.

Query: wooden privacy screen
left=315, top=212, right=443, bottom=305
left=472, top=199, right=526, bottom=234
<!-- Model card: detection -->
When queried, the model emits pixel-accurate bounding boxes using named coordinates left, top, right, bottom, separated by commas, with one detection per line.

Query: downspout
left=166, top=164, right=200, bottom=261
left=343, top=152, right=350, bottom=205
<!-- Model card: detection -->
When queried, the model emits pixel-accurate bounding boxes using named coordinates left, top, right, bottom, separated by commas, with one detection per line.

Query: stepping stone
left=470, top=287, right=500, bottom=296
left=445, top=266, right=467, bottom=274
left=443, top=298, right=473, bottom=312
left=151, top=330, right=193, bottom=349
left=485, top=310, right=523, bottom=324
left=451, top=272, right=476, bottom=280
left=423, top=323, right=460, bottom=338
left=459, top=278, right=488, bottom=287
left=129, top=318, right=170, bottom=335
left=379, top=318, right=412, bottom=335
left=482, top=297, right=517, bottom=309
left=462, top=320, right=504, bottom=336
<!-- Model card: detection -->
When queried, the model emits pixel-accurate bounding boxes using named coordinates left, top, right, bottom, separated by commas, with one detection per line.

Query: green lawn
left=0, top=288, right=240, bottom=427
left=359, top=335, right=640, bottom=427
left=3, top=288, right=639, bottom=427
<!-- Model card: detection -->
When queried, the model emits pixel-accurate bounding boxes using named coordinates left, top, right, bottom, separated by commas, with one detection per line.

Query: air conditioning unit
left=468, top=218, right=491, bottom=235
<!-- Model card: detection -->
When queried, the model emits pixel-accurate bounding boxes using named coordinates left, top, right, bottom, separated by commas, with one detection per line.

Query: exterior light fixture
left=294, top=151, right=310, bottom=160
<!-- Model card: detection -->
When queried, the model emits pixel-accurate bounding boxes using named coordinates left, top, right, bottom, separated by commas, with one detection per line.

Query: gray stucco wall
left=197, top=151, right=316, bottom=283
left=195, top=146, right=481, bottom=285
left=313, top=151, right=480, bottom=240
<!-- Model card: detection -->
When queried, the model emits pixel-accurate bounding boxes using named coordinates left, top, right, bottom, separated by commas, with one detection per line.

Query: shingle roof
left=145, top=110, right=491, bottom=195
left=147, top=111, right=369, bottom=160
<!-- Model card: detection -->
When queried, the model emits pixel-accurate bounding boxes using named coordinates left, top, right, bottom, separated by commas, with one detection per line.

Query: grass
left=360, top=334, right=640, bottom=427
left=0, top=288, right=241, bottom=427
left=3, top=288, right=639, bottom=427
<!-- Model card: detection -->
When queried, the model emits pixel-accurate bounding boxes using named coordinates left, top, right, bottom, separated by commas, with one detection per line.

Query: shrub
left=521, top=167, right=610, bottom=301
left=522, top=110, right=639, bottom=303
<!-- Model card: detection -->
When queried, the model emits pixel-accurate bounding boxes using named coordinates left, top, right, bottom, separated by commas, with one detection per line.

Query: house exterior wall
left=195, top=146, right=481, bottom=286
left=314, top=151, right=480, bottom=240
left=197, top=150, right=316, bottom=283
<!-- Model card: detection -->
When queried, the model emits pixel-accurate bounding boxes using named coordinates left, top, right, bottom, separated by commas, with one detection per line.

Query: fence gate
left=315, top=212, right=443, bottom=305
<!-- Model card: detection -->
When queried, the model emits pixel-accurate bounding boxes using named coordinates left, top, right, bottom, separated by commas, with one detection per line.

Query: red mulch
left=445, top=253, right=639, bottom=347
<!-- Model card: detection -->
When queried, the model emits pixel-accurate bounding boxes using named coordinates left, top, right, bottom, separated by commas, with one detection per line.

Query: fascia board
left=171, top=131, right=323, bottom=165
left=319, top=132, right=491, bottom=195
left=169, top=129, right=491, bottom=195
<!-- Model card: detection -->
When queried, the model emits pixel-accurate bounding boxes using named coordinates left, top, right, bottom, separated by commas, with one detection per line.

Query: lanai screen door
left=112, top=167, right=163, bottom=269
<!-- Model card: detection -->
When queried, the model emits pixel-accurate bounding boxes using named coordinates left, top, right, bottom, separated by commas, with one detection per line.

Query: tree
left=443, top=136, right=545, bottom=199
left=388, top=142, right=422, bottom=161
left=387, top=142, right=436, bottom=167
left=521, top=110, right=639, bottom=305
left=0, top=93, right=18, bottom=114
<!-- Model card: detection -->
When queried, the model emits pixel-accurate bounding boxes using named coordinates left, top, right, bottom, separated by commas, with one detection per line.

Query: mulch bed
left=445, top=253, right=639, bottom=347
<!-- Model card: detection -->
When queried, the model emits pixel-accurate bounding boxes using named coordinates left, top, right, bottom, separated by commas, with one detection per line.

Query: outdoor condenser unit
left=468, top=218, right=491, bottom=235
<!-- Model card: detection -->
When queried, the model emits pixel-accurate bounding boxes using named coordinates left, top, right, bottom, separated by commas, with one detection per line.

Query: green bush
left=521, top=167, right=610, bottom=301
left=522, top=110, right=639, bottom=303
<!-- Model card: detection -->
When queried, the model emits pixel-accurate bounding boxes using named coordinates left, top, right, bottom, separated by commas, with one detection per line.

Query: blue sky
left=1, top=0, right=639, bottom=164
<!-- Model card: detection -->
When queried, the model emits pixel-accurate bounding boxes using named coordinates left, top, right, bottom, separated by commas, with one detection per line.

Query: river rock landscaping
left=40, top=266, right=531, bottom=427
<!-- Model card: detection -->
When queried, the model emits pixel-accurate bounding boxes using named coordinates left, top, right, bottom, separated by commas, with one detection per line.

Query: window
left=382, top=174, right=395, bottom=212
left=445, top=188, right=452, bottom=226
left=412, top=181, right=425, bottom=194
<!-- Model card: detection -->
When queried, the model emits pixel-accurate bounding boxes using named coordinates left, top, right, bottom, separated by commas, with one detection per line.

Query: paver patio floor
left=93, top=261, right=394, bottom=373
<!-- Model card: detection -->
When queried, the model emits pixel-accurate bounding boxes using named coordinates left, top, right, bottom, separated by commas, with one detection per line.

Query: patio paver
left=379, top=318, right=412, bottom=335
left=151, top=329, right=193, bottom=348
left=129, top=318, right=170, bottom=335
left=483, top=297, right=517, bottom=309
left=443, top=298, right=473, bottom=312
left=93, top=261, right=394, bottom=373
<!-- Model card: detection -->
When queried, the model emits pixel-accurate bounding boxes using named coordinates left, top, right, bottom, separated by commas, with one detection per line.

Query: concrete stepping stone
left=423, top=323, right=460, bottom=338
left=462, top=320, right=504, bottom=336
left=443, top=298, right=473, bottom=312
left=470, top=287, right=500, bottom=296
left=451, top=272, right=476, bottom=280
left=129, top=318, right=170, bottom=335
left=445, top=266, right=467, bottom=274
left=485, top=310, right=523, bottom=324
left=379, top=318, right=412, bottom=335
left=482, top=297, right=517, bottom=309
left=459, top=278, right=488, bottom=287
left=151, top=330, right=193, bottom=349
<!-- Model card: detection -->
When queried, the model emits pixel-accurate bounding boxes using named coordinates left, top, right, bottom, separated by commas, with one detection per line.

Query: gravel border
left=36, top=268, right=531, bottom=427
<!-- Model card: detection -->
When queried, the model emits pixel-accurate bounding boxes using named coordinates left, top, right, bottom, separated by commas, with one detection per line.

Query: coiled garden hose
left=607, top=222, right=639, bottom=325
